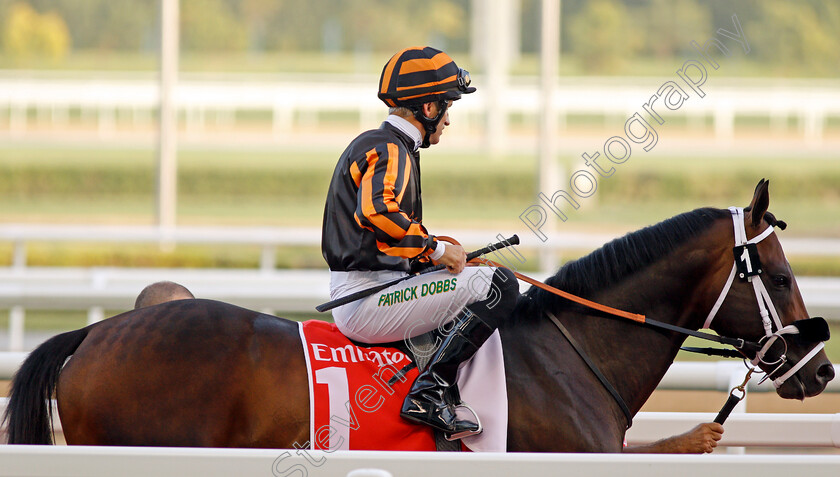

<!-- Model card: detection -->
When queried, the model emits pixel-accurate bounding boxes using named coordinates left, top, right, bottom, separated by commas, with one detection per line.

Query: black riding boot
left=399, top=309, right=493, bottom=438
left=400, top=268, right=518, bottom=439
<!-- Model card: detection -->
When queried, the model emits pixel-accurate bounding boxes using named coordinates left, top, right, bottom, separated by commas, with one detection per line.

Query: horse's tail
left=2, top=326, right=90, bottom=444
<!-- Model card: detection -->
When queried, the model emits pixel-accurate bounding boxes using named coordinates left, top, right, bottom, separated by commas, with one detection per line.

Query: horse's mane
left=518, top=207, right=734, bottom=317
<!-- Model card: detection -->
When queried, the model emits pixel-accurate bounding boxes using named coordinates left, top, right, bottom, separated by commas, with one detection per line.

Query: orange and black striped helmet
left=378, top=46, right=476, bottom=108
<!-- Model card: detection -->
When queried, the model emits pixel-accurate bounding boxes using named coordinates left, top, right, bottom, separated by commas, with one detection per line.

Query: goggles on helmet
left=456, top=68, right=472, bottom=93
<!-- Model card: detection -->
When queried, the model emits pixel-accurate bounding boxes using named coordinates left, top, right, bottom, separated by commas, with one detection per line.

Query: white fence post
left=87, top=306, right=105, bottom=325
left=260, top=245, right=276, bottom=273
left=9, top=306, right=25, bottom=352
left=12, top=240, right=27, bottom=270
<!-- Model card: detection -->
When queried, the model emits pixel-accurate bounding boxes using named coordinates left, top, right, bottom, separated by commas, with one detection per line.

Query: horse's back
left=57, top=299, right=309, bottom=447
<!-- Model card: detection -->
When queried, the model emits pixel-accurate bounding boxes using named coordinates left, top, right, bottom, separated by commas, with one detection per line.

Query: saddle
left=298, top=319, right=507, bottom=452
left=350, top=329, right=464, bottom=451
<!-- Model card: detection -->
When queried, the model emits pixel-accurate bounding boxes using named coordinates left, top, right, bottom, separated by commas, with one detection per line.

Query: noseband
left=703, top=207, right=827, bottom=388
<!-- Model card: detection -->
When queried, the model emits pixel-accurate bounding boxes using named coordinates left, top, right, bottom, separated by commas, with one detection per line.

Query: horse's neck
left=528, top=238, right=718, bottom=416
left=595, top=259, right=707, bottom=412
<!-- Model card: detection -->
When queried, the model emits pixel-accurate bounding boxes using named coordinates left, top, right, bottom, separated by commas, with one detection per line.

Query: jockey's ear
left=747, top=179, right=769, bottom=228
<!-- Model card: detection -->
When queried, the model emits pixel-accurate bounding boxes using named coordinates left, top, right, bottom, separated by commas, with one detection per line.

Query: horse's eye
left=772, top=275, right=790, bottom=289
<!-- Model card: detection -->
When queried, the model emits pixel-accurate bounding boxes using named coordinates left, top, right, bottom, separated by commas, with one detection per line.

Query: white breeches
left=330, top=266, right=496, bottom=344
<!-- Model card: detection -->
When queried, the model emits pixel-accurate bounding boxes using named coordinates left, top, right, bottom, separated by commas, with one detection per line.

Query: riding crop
left=315, top=234, right=520, bottom=312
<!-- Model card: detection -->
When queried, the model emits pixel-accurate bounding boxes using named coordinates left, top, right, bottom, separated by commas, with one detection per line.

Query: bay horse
left=3, top=180, right=834, bottom=451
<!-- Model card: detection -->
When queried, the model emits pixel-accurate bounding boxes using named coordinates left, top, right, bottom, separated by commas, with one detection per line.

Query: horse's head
left=703, top=179, right=834, bottom=399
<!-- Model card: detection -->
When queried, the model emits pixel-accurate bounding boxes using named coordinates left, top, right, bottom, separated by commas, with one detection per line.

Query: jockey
left=322, top=46, right=519, bottom=439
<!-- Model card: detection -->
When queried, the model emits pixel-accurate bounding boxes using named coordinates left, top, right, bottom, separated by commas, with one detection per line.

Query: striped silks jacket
left=322, top=121, right=438, bottom=272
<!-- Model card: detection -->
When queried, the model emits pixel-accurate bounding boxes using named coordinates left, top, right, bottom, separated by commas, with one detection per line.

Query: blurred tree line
left=527, top=0, right=840, bottom=75
left=0, top=0, right=837, bottom=75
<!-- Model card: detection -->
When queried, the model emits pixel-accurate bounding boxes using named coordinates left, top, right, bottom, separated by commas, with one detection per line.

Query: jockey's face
left=425, top=100, right=452, bottom=146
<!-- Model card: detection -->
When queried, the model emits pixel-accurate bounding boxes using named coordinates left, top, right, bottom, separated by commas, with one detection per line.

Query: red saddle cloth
left=299, top=320, right=440, bottom=451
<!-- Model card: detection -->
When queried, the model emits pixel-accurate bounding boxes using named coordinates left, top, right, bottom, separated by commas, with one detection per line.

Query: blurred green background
left=1, top=0, right=838, bottom=76
left=1, top=0, right=838, bottom=268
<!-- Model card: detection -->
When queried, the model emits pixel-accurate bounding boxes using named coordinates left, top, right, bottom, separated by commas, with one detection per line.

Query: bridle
left=702, top=207, right=827, bottom=388
left=433, top=213, right=828, bottom=428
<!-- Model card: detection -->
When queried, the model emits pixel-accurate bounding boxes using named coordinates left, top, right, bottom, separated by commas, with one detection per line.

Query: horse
left=3, top=180, right=834, bottom=451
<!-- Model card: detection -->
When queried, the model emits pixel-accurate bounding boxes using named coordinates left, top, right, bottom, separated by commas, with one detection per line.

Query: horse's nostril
left=817, top=363, right=835, bottom=383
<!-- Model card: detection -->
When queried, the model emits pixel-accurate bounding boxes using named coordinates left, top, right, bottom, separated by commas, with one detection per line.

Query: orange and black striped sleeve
left=353, top=142, right=435, bottom=259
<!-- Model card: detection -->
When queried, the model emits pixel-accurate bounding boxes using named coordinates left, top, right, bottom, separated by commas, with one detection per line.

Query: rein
left=480, top=206, right=827, bottom=386
left=473, top=256, right=760, bottom=354
left=465, top=205, right=829, bottom=426
left=473, top=254, right=761, bottom=431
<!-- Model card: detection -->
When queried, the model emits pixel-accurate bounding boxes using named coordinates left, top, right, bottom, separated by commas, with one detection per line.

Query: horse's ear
left=747, top=179, right=770, bottom=227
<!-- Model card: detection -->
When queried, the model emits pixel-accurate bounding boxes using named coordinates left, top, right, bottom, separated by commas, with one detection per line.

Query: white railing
left=3, top=400, right=837, bottom=449
left=2, top=393, right=839, bottom=456
left=0, top=445, right=839, bottom=477
left=2, top=392, right=839, bottom=449
left=0, top=267, right=333, bottom=351
left=2, top=268, right=839, bottom=351
left=626, top=412, right=840, bottom=448
left=0, top=268, right=329, bottom=311
left=5, top=224, right=840, bottom=271
left=0, top=224, right=326, bottom=272
left=655, top=361, right=840, bottom=393
left=2, top=225, right=840, bottom=351
left=1, top=74, right=839, bottom=147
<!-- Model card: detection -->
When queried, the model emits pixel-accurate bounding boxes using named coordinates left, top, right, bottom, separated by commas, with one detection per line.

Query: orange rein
left=434, top=235, right=647, bottom=324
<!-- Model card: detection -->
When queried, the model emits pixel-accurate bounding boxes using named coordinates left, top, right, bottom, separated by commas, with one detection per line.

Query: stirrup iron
left=445, top=403, right=483, bottom=441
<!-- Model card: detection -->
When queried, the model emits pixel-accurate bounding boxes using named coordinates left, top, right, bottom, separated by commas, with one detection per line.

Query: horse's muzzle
left=816, top=361, right=836, bottom=388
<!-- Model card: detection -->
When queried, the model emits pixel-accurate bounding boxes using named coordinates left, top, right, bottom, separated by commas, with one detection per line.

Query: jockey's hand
left=436, top=243, right=467, bottom=274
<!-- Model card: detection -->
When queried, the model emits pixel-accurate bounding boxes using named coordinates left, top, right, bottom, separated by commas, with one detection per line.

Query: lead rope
left=714, top=367, right=755, bottom=424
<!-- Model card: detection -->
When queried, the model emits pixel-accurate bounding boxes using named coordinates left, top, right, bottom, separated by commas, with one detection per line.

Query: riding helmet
left=378, top=46, right=476, bottom=108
